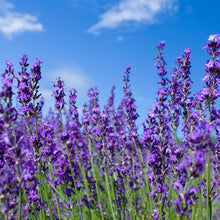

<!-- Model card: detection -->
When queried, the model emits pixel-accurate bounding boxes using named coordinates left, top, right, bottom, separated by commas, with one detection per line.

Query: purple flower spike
left=52, top=77, right=66, bottom=111
left=204, top=34, right=220, bottom=58
left=208, top=34, right=220, bottom=42
left=125, top=65, right=131, bottom=72
left=156, top=41, right=165, bottom=50
left=184, top=48, right=191, bottom=54
left=6, top=60, right=13, bottom=69
left=200, top=34, right=220, bottom=116
left=19, top=54, right=29, bottom=68
left=31, top=58, right=43, bottom=82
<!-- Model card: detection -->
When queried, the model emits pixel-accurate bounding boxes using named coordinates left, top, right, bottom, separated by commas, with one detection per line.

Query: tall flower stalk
left=52, top=77, right=83, bottom=218
left=202, top=34, right=220, bottom=220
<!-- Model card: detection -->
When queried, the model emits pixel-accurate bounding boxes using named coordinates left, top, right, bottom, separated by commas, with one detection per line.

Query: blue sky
left=0, top=0, right=219, bottom=127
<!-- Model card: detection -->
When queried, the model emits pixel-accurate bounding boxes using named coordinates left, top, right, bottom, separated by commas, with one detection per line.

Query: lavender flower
left=203, top=34, right=220, bottom=59
left=52, top=77, right=66, bottom=111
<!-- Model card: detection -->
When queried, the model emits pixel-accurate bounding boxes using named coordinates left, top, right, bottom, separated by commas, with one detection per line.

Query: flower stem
left=206, top=147, right=212, bottom=220
left=17, top=164, right=22, bottom=220
left=105, top=167, right=116, bottom=220
left=88, top=138, right=105, bottom=220
left=206, top=99, right=212, bottom=220
left=59, top=110, right=82, bottom=217
left=54, top=192, right=61, bottom=220
left=12, top=123, right=22, bottom=220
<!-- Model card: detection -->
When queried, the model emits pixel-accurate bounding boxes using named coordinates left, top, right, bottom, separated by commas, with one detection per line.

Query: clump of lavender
left=143, top=41, right=173, bottom=219
left=0, top=35, right=220, bottom=220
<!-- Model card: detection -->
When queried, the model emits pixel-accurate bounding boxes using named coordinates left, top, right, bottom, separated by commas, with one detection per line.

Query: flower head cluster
left=52, top=77, right=66, bottom=111
left=204, top=34, right=220, bottom=59
left=16, top=55, right=43, bottom=117
left=200, top=35, right=220, bottom=110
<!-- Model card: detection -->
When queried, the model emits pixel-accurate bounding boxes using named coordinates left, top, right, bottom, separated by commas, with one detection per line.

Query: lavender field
left=0, top=35, right=220, bottom=220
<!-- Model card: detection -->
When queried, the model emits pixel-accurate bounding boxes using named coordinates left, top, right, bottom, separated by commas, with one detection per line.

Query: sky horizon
left=0, top=0, right=219, bottom=128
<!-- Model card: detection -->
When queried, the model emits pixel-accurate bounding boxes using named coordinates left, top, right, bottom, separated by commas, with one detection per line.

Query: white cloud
left=0, top=0, right=43, bottom=38
left=0, top=0, right=13, bottom=10
left=40, top=65, right=91, bottom=114
left=39, top=88, right=53, bottom=101
left=117, top=36, right=124, bottom=42
left=88, top=0, right=178, bottom=34
left=48, top=66, right=90, bottom=91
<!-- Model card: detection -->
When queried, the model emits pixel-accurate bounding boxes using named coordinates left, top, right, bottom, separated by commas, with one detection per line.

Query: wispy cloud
left=117, top=36, right=124, bottom=42
left=47, top=61, right=92, bottom=95
left=40, top=64, right=91, bottom=112
left=88, top=0, right=178, bottom=34
left=39, top=88, right=53, bottom=101
left=48, top=67, right=90, bottom=90
left=0, top=0, right=43, bottom=38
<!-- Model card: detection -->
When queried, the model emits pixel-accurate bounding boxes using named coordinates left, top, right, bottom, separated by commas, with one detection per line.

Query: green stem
left=135, top=141, right=153, bottom=214
left=174, top=127, right=178, bottom=145
left=191, top=179, right=197, bottom=220
left=44, top=185, right=53, bottom=220
left=33, top=112, right=40, bottom=155
left=47, top=200, right=53, bottom=220
left=12, top=123, right=17, bottom=143
left=11, top=123, right=22, bottom=220
left=121, top=177, right=126, bottom=219
left=26, top=118, right=33, bottom=136
left=131, top=154, right=137, bottom=215
left=153, top=169, right=162, bottom=220
left=54, top=192, right=61, bottom=220
left=59, top=110, right=82, bottom=217
left=79, top=163, right=95, bottom=219
left=41, top=207, right=46, bottom=220
left=59, top=110, right=64, bottom=131
left=102, top=141, right=118, bottom=217
left=206, top=99, right=212, bottom=220
left=43, top=174, right=67, bottom=201
left=206, top=147, right=212, bottom=220
left=17, top=164, right=22, bottom=220
left=208, top=100, right=211, bottom=122
left=192, top=205, right=196, bottom=220
left=105, top=171, right=116, bottom=220
left=88, top=139, right=104, bottom=220
left=91, top=209, right=95, bottom=220
left=78, top=162, right=89, bottom=194
left=198, top=188, right=203, bottom=219
left=33, top=100, right=39, bottom=136
left=177, top=215, right=182, bottom=220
